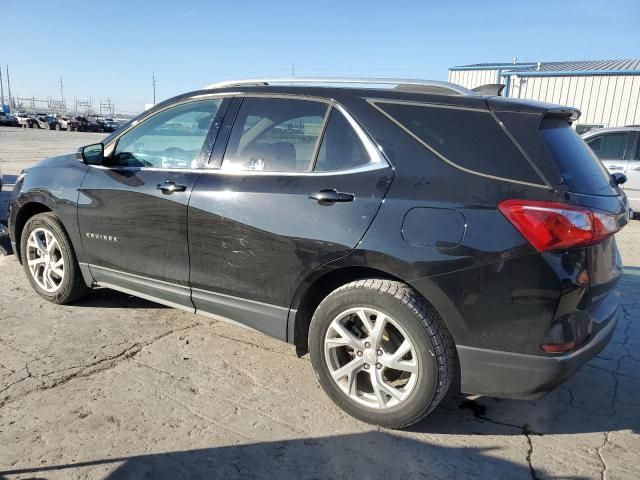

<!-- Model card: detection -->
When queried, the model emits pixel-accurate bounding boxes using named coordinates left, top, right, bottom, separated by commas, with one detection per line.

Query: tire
left=309, top=279, right=456, bottom=429
left=20, top=212, right=90, bottom=304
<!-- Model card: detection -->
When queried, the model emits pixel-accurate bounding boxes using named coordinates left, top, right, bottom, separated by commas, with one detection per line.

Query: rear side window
left=222, top=98, right=327, bottom=172
left=374, top=101, right=544, bottom=185
left=540, top=118, right=614, bottom=196
left=585, top=132, right=630, bottom=160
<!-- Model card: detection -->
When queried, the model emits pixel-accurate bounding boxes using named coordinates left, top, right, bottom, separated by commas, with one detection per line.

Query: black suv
left=8, top=78, right=630, bottom=428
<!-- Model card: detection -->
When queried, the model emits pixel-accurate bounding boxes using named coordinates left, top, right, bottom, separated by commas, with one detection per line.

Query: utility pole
left=152, top=72, right=156, bottom=105
left=6, top=65, right=12, bottom=110
left=59, top=76, right=64, bottom=110
left=0, top=65, right=5, bottom=108
left=291, top=63, right=295, bottom=76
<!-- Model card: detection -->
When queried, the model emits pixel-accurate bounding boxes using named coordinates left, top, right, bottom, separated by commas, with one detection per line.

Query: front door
left=188, top=97, right=393, bottom=339
left=78, top=97, right=228, bottom=308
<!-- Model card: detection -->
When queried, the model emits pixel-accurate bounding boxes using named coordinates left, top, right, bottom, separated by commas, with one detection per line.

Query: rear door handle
left=309, top=188, right=355, bottom=205
left=156, top=181, right=187, bottom=194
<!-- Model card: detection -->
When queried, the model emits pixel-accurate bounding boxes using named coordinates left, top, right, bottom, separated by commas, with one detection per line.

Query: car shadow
left=411, top=267, right=640, bottom=437
left=0, top=431, right=582, bottom=480
left=72, top=287, right=169, bottom=310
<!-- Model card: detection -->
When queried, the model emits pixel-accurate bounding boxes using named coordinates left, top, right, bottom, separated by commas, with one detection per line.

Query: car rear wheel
left=20, top=213, right=90, bottom=304
left=309, top=279, right=456, bottom=429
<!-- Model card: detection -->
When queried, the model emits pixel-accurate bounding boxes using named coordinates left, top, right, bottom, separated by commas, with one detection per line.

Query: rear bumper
left=457, top=305, right=618, bottom=399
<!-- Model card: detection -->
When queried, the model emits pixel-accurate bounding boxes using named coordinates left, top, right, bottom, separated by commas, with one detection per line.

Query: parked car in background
left=15, top=112, right=34, bottom=128
left=8, top=78, right=630, bottom=428
left=0, top=112, right=19, bottom=126
left=33, top=114, right=58, bottom=130
left=56, top=116, right=79, bottom=131
left=72, top=116, right=100, bottom=132
left=582, top=126, right=640, bottom=213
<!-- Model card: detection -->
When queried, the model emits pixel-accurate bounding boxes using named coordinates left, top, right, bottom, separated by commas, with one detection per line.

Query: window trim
left=94, top=92, right=390, bottom=176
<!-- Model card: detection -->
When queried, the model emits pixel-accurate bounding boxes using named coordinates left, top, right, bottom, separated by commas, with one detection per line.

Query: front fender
left=9, top=156, right=89, bottom=264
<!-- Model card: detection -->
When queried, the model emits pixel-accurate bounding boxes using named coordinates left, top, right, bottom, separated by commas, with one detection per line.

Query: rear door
left=188, top=96, right=393, bottom=339
left=625, top=132, right=640, bottom=209
left=78, top=97, right=229, bottom=307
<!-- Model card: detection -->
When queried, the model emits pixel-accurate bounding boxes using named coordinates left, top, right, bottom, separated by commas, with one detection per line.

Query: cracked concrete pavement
left=0, top=128, right=639, bottom=479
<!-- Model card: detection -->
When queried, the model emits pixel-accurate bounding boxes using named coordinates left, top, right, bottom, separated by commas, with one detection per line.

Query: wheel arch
left=12, top=201, right=53, bottom=263
left=289, top=265, right=404, bottom=356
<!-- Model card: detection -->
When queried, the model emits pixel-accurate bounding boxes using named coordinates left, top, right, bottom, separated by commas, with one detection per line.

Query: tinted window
left=315, top=110, right=370, bottom=172
left=375, top=102, right=543, bottom=184
left=222, top=98, right=327, bottom=172
left=585, top=132, right=630, bottom=160
left=111, top=99, right=221, bottom=168
left=540, top=118, right=614, bottom=196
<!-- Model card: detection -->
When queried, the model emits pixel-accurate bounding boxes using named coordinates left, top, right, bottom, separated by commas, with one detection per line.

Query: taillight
left=498, top=199, right=619, bottom=252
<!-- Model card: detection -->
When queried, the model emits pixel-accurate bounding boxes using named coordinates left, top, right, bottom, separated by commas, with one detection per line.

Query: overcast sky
left=2, top=0, right=639, bottom=114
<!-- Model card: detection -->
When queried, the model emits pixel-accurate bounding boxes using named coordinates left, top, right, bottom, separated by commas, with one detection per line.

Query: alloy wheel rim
left=324, top=307, right=419, bottom=409
left=26, top=228, right=65, bottom=293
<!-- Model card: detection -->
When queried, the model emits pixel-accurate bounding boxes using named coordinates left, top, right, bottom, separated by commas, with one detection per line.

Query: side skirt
left=88, top=265, right=290, bottom=342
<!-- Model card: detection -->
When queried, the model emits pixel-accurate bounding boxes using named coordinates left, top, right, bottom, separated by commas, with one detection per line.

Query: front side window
left=585, top=132, right=630, bottom=160
left=222, top=98, right=327, bottom=172
left=111, top=99, right=222, bottom=168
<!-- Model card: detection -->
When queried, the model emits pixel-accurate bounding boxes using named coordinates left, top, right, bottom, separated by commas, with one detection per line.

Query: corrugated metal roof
left=452, top=59, right=640, bottom=74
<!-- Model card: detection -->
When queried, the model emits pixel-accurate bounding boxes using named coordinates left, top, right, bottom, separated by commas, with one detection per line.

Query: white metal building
left=449, top=60, right=640, bottom=132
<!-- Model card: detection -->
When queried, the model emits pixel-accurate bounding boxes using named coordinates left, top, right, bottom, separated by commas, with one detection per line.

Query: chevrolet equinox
left=9, top=78, right=630, bottom=428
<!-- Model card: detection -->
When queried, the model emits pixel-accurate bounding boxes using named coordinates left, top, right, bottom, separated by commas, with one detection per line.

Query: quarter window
left=314, top=110, right=370, bottom=172
left=585, top=133, right=630, bottom=160
left=111, top=99, right=222, bottom=169
left=373, top=101, right=544, bottom=184
left=222, top=98, right=327, bottom=172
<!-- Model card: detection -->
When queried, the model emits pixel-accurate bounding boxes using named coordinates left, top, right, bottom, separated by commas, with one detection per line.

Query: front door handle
left=309, top=188, right=355, bottom=205
left=156, top=181, right=187, bottom=194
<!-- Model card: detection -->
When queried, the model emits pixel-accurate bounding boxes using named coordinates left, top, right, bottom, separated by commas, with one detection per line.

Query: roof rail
left=205, top=77, right=475, bottom=96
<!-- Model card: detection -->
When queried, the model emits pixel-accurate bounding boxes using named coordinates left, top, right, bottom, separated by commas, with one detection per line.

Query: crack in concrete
left=596, top=431, right=611, bottom=480
left=523, top=425, right=540, bottom=480
left=0, top=322, right=200, bottom=410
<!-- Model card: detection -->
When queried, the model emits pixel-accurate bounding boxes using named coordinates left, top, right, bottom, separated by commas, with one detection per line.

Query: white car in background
left=582, top=126, right=640, bottom=214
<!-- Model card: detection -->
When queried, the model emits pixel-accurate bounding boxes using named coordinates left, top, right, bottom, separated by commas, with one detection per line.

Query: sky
left=1, top=0, right=639, bottom=114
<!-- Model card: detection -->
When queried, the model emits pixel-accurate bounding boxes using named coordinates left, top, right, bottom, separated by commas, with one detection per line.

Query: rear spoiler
left=472, top=84, right=505, bottom=96
left=487, top=97, right=581, bottom=122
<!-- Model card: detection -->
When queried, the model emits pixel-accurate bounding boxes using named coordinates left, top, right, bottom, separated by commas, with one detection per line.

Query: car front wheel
left=309, top=279, right=456, bottom=429
left=20, top=213, right=89, bottom=304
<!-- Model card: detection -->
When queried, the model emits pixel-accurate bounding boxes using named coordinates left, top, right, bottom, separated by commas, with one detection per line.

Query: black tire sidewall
left=310, top=285, right=440, bottom=428
left=20, top=214, right=79, bottom=303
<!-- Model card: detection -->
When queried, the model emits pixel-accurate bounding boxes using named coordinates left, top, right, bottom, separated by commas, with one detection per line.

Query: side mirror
left=79, top=143, right=104, bottom=165
left=612, top=172, right=627, bottom=185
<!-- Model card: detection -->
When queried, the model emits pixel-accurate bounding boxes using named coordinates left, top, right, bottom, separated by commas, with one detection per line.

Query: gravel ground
left=0, top=127, right=639, bottom=479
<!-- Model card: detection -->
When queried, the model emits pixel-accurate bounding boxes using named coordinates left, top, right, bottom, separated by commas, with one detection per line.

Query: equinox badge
left=85, top=233, right=118, bottom=242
